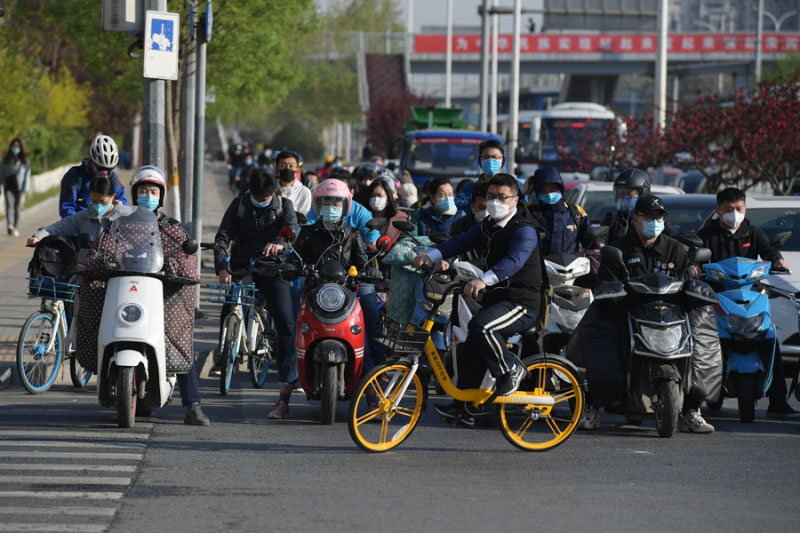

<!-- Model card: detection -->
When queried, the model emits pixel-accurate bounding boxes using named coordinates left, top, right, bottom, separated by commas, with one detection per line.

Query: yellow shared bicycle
left=347, top=268, right=584, bottom=452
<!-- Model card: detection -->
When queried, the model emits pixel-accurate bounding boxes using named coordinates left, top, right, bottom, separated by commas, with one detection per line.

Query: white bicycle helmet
left=89, top=135, right=119, bottom=169
left=130, top=165, right=167, bottom=207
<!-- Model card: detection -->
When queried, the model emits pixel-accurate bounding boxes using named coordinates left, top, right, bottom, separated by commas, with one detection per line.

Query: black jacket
left=293, top=220, right=369, bottom=273
left=214, top=194, right=297, bottom=273
left=697, top=219, right=782, bottom=264
left=598, top=231, right=690, bottom=282
left=605, top=211, right=678, bottom=243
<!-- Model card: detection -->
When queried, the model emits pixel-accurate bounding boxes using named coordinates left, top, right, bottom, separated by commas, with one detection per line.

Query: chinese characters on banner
left=414, top=33, right=800, bottom=54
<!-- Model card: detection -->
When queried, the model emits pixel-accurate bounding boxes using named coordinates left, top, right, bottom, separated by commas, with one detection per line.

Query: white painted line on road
left=0, top=452, right=142, bottom=460
left=0, top=506, right=116, bottom=517
left=0, top=440, right=146, bottom=449
left=0, top=490, right=122, bottom=500
left=0, top=464, right=135, bottom=472
left=0, top=475, right=130, bottom=485
left=0, top=524, right=107, bottom=532
left=0, top=430, right=150, bottom=440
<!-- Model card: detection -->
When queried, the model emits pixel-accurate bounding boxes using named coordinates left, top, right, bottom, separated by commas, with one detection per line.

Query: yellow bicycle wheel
left=348, top=362, right=426, bottom=453
left=498, top=356, right=583, bottom=451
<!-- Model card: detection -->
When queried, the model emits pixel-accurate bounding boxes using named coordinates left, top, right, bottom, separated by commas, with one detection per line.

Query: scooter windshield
left=105, top=208, right=164, bottom=274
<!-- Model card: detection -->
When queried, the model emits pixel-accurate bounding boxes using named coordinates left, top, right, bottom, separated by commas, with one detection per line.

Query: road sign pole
left=143, top=0, right=168, bottom=169
left=181, top=1, right=197, bottom=225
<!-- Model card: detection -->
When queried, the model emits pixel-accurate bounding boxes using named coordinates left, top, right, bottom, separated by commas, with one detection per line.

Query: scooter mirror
left=429, top=233, right=450, bottom=245
left=771, top=231, right=792, bottom=249
left=77, top=233, right=94, bottom=249
left=181, top=239, right=199, bottom=255
left=688, top=247, right=712, bottom=265
left=278, top=226, right=296, bottom=242
left=392, top=220, right=416, bottom=234
left=376, top=235, right=392, bottom=253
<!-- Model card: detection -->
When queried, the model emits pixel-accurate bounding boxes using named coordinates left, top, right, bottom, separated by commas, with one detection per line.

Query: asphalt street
left=0, top=161, right=798, bottom=532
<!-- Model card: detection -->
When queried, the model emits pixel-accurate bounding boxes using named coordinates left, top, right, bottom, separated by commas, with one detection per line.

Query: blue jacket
left=528, top=166, right=590, bottom=255
left=414, top=205, right=464, bottom=237
left=427, top=209, right=538, bottom=286
left=59, top=159, right=128, bottom=218
left=455, top=173, right=525, bottom=211
left=306, top=199, right=379, bottom=244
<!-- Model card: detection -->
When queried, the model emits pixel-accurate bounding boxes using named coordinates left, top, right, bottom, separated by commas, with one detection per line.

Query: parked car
left=564, top=182, right=684, bottom=225
left=700, top=196, right=800, bottom=363
left=674, top=171, right=707, bottom=193
left=658, top=194, right=717, bottom=233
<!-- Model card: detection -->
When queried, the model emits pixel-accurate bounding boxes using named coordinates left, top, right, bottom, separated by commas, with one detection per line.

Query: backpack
left=28, top=235, right=78, bottom=282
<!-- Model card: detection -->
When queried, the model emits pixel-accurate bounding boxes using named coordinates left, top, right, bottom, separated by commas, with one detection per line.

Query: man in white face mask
left=697, top=187, right=797, bottom=419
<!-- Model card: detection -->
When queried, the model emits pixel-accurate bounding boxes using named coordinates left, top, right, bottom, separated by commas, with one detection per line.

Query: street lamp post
left=489, top=0, right=499, bottom=135
left=445, top=0, right=453, bottom=107
left=508, top=0, right=521, bottom=171
left=654, top=0, right=668, bottom=131
left=755, top=0, right=765, bottom=82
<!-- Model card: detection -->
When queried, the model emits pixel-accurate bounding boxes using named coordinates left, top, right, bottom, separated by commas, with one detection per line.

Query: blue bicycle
left=17, top=276, right=92, bottom=394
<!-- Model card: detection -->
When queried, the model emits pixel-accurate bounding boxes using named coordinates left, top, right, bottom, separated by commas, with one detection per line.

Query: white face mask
left=280, top=186, right=292, bottom=196
left=486, top=198, right=510, bottom=220
left=721, top=210, right=745, bottom=229
left=364, top=179, right=373, bottom=186
left=369, top=196, right=387, bottom=211
left=474, top=210, right=488, bottom=222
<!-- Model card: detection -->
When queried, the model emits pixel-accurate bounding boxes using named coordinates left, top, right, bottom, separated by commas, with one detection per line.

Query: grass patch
left=2, top=184, right=60, bottom=227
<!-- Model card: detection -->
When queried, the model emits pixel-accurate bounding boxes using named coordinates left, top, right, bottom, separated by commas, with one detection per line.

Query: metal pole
left=143, top=0, right=167, bottom=168
left=479, top=0, right=490, bottom=131
left=508, top=0, right=521, bottom=173
left=755, top=0, right=765, bottom=83
left=181, top=2, right=197, bottom=225
left=131, top=112, right=142, bottom=168
left=445, top=0, right=453, bottom=107
left=654, top=0, right=668, bottom=131
left=489, top=0, right=499, bottom=134
left=406, top=0, right=414, bottom=87
left=672, top=76, right=679, bottom=115
left=192, top=10, right=208, bottom=313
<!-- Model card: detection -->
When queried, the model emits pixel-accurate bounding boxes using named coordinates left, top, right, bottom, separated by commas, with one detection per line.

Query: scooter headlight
left=120, top=304, right=143, bottom=324
left=317, top=284, right=346, bottom=312
left=640, top=324, right=683, bottom=353
left=748, top=265, right=768, bottom=281
left=705, top=268, right=727, bottom=282
left=727, top=313, right=765, bottom=340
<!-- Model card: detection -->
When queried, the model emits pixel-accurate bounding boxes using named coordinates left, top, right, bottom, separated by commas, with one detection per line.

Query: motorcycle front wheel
left=348, top=362, right=425, bottom=452
left=736, top=373, right=756, bottom=423
left=654, top=380, right=680, bottom=438
left=320, top=364, right=339, bottom=425
left=116, top=367, right=137, bottom=428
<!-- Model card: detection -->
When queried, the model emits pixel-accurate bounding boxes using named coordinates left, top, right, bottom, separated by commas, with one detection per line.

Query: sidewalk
left=0, top=161, right=234, bottom=388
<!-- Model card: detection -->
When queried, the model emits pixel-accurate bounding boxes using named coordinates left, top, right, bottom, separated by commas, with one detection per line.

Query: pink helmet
left=314, top=178, right=352, bottom=217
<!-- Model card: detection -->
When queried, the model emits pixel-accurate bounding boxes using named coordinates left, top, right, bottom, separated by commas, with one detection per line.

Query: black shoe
left=766, top=402, right=800, bottom=420
left=495, top=365, right=525, bottom=396
left=184, top=403, right=211, bottom=426
left=433, top=402, right=475, bottom=428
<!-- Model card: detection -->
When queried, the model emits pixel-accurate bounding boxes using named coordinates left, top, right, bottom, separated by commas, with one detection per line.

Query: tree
left=270, top=121, right=324, bottom=161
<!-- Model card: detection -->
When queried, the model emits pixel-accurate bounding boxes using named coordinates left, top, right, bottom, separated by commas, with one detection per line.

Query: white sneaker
left=679, top=409, right=714, bottom=434
left=12, top=227, right=19, bottom=237
left=582, top=405, right=601, bottom=430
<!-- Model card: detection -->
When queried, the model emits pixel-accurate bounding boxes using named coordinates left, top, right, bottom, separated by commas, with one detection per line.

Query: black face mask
left=278, top=168, right=295, bottom=183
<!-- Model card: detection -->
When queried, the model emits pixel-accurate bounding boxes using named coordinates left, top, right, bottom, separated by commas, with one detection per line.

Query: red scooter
left=293, top=237, right=390, bottom=424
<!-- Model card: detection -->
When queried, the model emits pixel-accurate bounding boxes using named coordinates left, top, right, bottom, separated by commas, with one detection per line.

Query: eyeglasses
left=486, top=193, right=515, bottom=202
left=640, top=214, right=665, bottom=222
left=482, top=155, right=503, bottom=160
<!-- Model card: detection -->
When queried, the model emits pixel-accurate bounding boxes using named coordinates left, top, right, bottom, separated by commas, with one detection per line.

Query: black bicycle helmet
left=613, top=168, right=651, bottom=201
left=353, top=161, right=379, bottom=182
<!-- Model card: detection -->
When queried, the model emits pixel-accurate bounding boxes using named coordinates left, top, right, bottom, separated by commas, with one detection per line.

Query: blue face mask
left=333, top=161, right=343, bottom=168
left=320, top=205, right=343, bottom=223
left=245, top=158, right=253, bottom=166
left=481, top=158, right=502, bottom=176
left=10, top=146, right=21, bottom=155
left=641, top=219, right=665, bottom=238
left=436, top=197, right=455, bottom=212
left=137, top=194, right=159, bottom=211
left=92, top=203, right=111, bottom=217
left=617, top=197, right=637, bottom=215
left=250, top=196, right=271, bottom=209
left=538, top=192, right=562, bottom=205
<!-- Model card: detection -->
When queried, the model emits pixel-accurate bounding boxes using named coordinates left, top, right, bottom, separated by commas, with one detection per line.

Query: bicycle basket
left=27, top=276, right=79, bottom=303
left=375, top=315, right=429, bottom=354
left=207, top=283, right=258, bottom=306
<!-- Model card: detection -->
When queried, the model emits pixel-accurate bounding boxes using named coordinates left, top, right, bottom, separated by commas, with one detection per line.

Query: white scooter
left=537, top=252, right=594, bottom=355
left=93, top=209, right=185, bottom=427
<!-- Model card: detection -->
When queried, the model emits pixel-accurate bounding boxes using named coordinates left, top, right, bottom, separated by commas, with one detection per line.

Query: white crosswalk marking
left=0, top=426, right=151, bottom=532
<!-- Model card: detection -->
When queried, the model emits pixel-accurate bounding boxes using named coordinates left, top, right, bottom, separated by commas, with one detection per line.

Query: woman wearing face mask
left=1, top=138, right=31, bottom=237
left=413, top=177, right=464, bottom=237
left=365, top=179, right=408, bottom=243
left=28, top=177, right=133, bottom=251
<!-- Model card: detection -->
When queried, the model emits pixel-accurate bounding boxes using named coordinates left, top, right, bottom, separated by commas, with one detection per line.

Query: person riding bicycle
left=603, top=168, right=677, bottom=243
left=129, top=166, right=210, bottom=426
left=214, top=169, right=299, bottom=420
left=696, top=187, right=798, bottom=420
left=59, top=135, right=128, bottom=218
left=412, top=174, right=542, bottom=425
